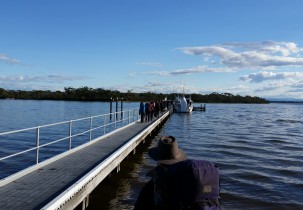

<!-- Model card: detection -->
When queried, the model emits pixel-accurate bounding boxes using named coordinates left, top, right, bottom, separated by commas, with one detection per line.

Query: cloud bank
left=145, top=41, right=303, bottom=78
left=179, top=41, right=303, bottom=70
left=239, top=71, right=303, bottom=83
left=140, top=41, right=303, bottom=99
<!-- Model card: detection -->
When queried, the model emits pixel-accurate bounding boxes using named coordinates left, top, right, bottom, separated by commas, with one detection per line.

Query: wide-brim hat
left=148, top=136, right=186, bottom=164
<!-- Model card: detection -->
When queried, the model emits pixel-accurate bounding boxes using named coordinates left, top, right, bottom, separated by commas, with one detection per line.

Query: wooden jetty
left=0, top=109, right=172, bottom=210
left=193, top=104, right=206, bottom=111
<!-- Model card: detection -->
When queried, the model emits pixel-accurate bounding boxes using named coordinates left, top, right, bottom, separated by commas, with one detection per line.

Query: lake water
left=1, top=100, right=303, bottom=210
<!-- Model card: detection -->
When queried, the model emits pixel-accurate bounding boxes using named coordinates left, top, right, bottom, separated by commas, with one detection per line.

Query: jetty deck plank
left=0, top=116, right=162, bottom=210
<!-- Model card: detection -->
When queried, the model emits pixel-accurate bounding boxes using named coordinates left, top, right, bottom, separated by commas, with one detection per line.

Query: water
left=0, top=99, right=138, bottom=132
left=1, top=100, right=303, bottom=210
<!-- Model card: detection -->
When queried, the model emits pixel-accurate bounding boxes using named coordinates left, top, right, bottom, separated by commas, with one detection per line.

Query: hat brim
left=148, top=147, right=186, bottom=164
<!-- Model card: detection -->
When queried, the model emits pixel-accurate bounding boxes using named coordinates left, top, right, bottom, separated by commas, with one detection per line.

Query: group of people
left=139, top=101, right=169, bottom=123
left=134, top=136, right=221, bottom=210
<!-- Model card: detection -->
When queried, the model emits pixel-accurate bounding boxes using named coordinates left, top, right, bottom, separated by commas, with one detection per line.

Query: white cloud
left=0, top=54, right=21, bottom=64
left=170, top=66, right=235, bottom=75
left=223, top=85, right=252, bottom=93
left=221, top=41, right=301, bottom=56
left=146, top=81, right=175, bottom=87
left=289, top=80, right=303, bottom=93
left=288, top=88, right=303, bottom=93
left=255, top=82, right=289, bottom=92
left=146, top=66, right=234, bottom=76
left=145, top=71, right=170, bottom=76
left=128, top=72, right=136, bottom=78
left=178, top=41, right=303, bottom=70
left=291, top=81, right=303, bottom=88
left=124, top=81, right=198, bottom=94
left=239, top=71, right=303, bottom=96
left=239, top=71, right=303, bottom=83
left=136, top=62, right=162, bottom=67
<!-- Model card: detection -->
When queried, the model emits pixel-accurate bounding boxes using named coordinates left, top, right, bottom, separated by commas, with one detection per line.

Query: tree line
left=0, top=86, right=268, bottom=103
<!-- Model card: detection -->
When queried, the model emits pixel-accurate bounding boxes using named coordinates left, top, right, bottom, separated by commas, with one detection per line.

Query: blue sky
left=1, top=0, right=303, bottom=99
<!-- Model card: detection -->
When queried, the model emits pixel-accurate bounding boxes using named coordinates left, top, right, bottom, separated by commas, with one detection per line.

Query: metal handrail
left=0, top=109, right=139, bottom=175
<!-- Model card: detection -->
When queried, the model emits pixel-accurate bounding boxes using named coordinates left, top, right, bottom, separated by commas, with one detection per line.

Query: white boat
left=173, top=95, right=193, bottom=113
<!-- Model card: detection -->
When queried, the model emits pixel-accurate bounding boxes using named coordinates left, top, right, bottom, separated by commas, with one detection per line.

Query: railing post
left=110, top=97, right=113, bottom=121
left=104, top=114, right=106, bottom=135
left=128, top=110, right=130, bottom=124
left=121, top=110, right=124, bottom=126
left=116, top=97, right=118, bottom=120
left=121, top=98, right=123, bottom=120
left=89, top=116, right=93, bottom=141
left=115, top=111, right=117, bottom=130
left=69, top=120, right=72, bottom=150
left=137, top=109, right=139, bottom=121
left=36, top=126, right=40, bottom=164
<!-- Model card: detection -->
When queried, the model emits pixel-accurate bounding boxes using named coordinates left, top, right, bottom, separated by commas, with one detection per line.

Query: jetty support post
left=82, top=196, right=89, bottom=210
left=116, top=163, right=121, bottom=173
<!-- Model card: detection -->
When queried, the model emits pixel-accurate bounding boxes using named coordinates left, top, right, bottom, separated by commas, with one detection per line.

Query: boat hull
left=173, top=96, right=193, bottom=113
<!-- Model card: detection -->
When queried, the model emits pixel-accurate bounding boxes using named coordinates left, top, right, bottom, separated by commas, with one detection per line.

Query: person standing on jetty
left=149, top=101, right=154, bottom=121
left=134, top=136, right=221, bottom=210
left=155, top=101, right=160, bottom=117
left=145, top=102, right=150, bottom=122
left=139, top=102, right=145, bottom=123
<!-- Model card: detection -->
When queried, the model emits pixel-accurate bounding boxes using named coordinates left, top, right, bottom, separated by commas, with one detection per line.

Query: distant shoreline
left=268, top=100, right=303, bottom=104
left=0, top=86, right=269, bottom=104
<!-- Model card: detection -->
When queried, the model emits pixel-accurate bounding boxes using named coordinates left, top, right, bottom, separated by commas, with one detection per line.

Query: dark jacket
left=139, top=102, right=145, bottom=115
left=134, top=179, right=154, bottom=210
left=134, top=160, right=221, bottom=210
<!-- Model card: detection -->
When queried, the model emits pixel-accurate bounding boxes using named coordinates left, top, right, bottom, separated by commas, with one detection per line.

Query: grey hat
left=148, top=136, right=186, bottom=164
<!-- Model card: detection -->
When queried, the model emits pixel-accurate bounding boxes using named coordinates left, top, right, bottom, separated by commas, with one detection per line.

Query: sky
left=1, top=0, right=303, bottom=100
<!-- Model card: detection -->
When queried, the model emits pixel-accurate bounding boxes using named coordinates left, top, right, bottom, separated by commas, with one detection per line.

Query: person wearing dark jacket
left=139, top=102, right=145, bottom=123
left=134, top=136, right=186, bottom=210
left=145, top=102, right=150, bottom=122
left=134, top=136, right=221, bottom=210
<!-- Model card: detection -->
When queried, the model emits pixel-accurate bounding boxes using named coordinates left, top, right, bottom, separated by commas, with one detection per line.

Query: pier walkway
left=0, top=110, right=172, bottom=210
